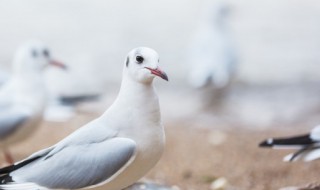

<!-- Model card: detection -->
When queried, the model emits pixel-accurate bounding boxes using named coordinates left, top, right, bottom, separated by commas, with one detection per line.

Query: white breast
left=96, top=84, right=165, bottom=190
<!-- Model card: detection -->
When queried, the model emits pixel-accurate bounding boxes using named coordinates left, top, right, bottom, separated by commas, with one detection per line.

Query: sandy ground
left=4, top=120, right=320, bottom=190
left=3, top=104, right=320, bottom=190
left=155, top=124, right=320, bottom=190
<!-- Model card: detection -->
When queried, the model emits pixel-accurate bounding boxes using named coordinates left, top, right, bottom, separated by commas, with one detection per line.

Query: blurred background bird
left=0, top=40, right=66, bottom=164
left=188, top=0, right=237, bottom=107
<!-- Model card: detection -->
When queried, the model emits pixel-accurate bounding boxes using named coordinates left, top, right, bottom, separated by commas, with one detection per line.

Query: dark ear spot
left=126, top=56, right=129, bottom=67
left=43, top=49, right=50, bottom=57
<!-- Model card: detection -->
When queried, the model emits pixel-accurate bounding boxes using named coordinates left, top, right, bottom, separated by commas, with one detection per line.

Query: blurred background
left=0, top=0, right=320, bottom=189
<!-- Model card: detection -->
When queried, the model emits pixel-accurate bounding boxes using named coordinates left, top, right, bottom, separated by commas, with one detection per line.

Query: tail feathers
left=0, top=161, right=45, bottom=190
left=0, top=174, right=14, bottom=185
left=0, top=155, right=42, bottom=188
left=259, top=134, right=313, bottom=148
left=0, top=182, right=47, bottom=190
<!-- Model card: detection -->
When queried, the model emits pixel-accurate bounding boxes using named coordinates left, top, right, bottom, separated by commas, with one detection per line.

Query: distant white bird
left=188, top=0, right=237, bottom=89
left=0, top=47, right=168, bottom=190
left=259, top=125, right=320, bottom=162
left=0, top=40, right=66, bottom=164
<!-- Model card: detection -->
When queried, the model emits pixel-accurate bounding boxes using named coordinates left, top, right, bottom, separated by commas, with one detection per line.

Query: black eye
left=136, top=56, right=144, bottom=64
left=32, top=50, right=38, bottom=57
left=43, top=49, right=50, bottom=57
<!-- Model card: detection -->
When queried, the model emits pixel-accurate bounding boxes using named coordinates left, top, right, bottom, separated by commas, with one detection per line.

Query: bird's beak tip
left=145, top=67, right=169, bottom=82
left=162, top=73, right=169, bottom=81
left=50, top=60, right=67, bottom=70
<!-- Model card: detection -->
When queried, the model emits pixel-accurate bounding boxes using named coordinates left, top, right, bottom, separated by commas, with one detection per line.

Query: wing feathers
left=0, top=138, right=136, bottom=189
left=259, top=134, right=314, bottom=148
left=260, top=131, right=320, bottom=162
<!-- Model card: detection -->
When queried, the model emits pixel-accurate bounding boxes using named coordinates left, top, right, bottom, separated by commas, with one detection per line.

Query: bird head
left=13, top=40, right=66, bottom=75
left=124, top=47, right=168, bottom=84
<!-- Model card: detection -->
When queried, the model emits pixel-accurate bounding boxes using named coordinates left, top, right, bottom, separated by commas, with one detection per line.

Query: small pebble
left=139, top=184, right=147, bottom=189
left=171, top=185, right=181, bottom=190
left=208, top=131, right=227, bottom=146
left=210, top=177, right=228, bottom=190
left=125, top=182, right=177, bottom=190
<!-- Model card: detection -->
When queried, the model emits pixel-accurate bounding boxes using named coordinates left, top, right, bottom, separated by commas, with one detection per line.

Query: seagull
left=0, top=40, right=66, bottom=164
left=0, top=47, right=168, bottom=190
left=188, top=0, right=237, bottom=89
left=259, top=125, right=320, bottom=162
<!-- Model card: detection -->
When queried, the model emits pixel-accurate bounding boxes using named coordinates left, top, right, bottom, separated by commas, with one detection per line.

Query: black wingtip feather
left=0, top=155, right=41, bottom=175
left=259, top=140, right=273, bottom=147
left=259, top=134, right=314, bottom=148
left=274, top=134, right=314, bottom=146
left=0, top=155, right=42, bottom=185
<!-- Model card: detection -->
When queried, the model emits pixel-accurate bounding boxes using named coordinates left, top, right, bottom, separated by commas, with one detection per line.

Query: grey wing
left=0, top=110, right=30, bottom=139
left=43, top=118, right=118, bottom=158
left=11, top=137, right=137, bottom=189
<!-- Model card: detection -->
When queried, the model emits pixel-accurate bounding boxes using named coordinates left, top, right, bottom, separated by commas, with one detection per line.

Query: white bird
left=0, top=47, right=168, bottom=190
left=259, top=125, right=320, bottom=162
left=0, top=40, right=66, bottom=164
left=188, top=0, right=237, bottom=89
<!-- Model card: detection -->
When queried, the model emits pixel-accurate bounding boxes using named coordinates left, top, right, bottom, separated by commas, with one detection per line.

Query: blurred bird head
left=124, top=47, right=168, bottom=84
left=13, top=40, right=66, bottom=75
left=201, top=0, right=231, bottom=26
